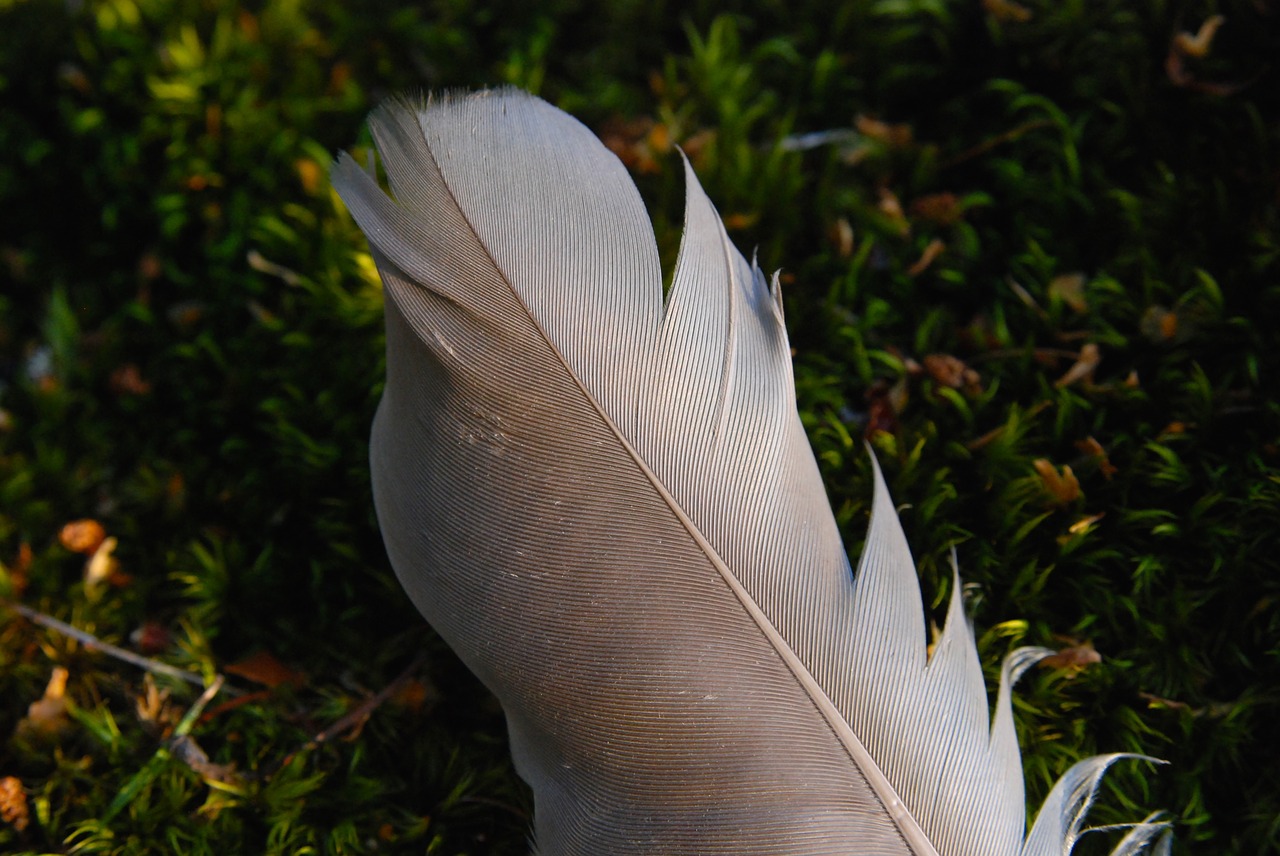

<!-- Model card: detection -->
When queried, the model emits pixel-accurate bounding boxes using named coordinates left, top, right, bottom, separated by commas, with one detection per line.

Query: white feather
left=331, top=88, right=1164, bottom=856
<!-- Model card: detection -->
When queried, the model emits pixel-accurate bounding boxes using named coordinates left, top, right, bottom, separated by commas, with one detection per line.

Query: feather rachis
left=333, top=88, right=1164, bottom=856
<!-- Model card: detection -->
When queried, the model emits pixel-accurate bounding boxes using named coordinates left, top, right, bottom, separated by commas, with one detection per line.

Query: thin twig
left=310, top=651, right=430, bottom=746
left=3, top=600, right=231, bottom=693
left=939, top=119, right=1055, bottom=168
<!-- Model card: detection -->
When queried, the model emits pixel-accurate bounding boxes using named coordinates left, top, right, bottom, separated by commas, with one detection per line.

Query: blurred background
left=2, top=0, right=1278, bottom=852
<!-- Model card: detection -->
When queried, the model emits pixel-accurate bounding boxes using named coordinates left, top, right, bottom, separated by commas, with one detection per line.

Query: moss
left=2, top=0, right=1277, bottom=852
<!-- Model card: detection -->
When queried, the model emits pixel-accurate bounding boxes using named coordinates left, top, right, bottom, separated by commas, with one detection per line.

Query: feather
left=331, top=89, right=1164, bottom=855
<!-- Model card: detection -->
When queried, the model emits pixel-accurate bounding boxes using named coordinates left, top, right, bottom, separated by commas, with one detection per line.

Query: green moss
left=2, top=0, right=1277, bottom=852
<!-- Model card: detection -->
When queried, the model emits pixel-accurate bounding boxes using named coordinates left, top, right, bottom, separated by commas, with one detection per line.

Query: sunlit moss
left=2, top=1, right=1277, bottom=853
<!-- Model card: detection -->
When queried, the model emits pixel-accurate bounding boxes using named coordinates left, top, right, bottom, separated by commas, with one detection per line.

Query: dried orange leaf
left=910, top=192, right=964, bottom=226
left=1033, top=459, right=1081, bottom=505
left=295, top=158, right=322, bottom=194
left=225, top=650, right=306, bottom=689
left=1048, top=272, right=1088, bottom=313
left=393, top=676, right=440, bottom=714
left=1174, top=15, right=1225, bottom=59
left=1075, top=436, right=1118, bottom=479
left=645, top=122, right=671, bottom=155
left=599, top=116, right=666, bottom=175
left=1067, top=512, right=1106, bottom=536
left=1140, top=305, right=1180, bottom=343
left=906, top=239, right=946, bottom=277
left=0, top=776, right=29, bottom=832
left=1054, top=343, right=1101, bottom=388
left=830, top=217, right=854, bottom=258
left=328, top=60, right=351, bottom=94
left=109, top=363, right=152, bottom=396
left=135, top=673, right=173, bottom=727
left=722, top=212, right=759, bottom=231
left=864, top=379, right=903, bottom=438
left=679, top=129, right=715, bottom=161
left=6, top=542, right=33, bottom=598
left=855, top=115, right=913, bottom=147
left=876, top=187, right=909, bottom=234
left=983, top=0, right=1033, bottom=23
left=59, top=519, right=106, bottom=554
left=17, top=666, right=72, bottom=740
left=84, top=536, right=120, bottom=589
left=1040, top=640, right=1102, bottom=672
left=922, top=354, right=980, bottom=392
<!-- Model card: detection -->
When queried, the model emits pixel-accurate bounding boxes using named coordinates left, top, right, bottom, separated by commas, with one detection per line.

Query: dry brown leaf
left=84, top=535, right=120, bottom=590
left=830, top=217, right=854, bottom=258
left=922, top=353, right=981, bottom=393
left=1140, top=305, right=1180, bottom=342
left=225, top=650, right=306, bottom=689
left=295, top=158, right=322, bottom=194
left=1054, top=343, right=1101, bottom=388
left=204, top=102, right=222, bottom=140
left=855, top=115, right=913, bottom=148
left=1033, top=459, right=1081, bottom=505
left=1039, top=640, right=1102, bottom=672
left=1174, top=15, right=1226, bottom=59
left=679, top=129, right=715, bottom=162
left=130, top=620, right=174, bottom=656
left=392, top=676, right=440, bottom=715
left=599, top=116, right=665, bottom=175
left=876, top=187, right=909, bottom=235
left=169, top=734, right=240, bottom=785
left=1048, top=273, right=1088, bottom=312
left=910, top=192, right=964, bottom=226
left=8, top=542, right=32, bottom=598
left=59, top=519, right=106, bottom=554
left=109, top=363, right=152, bottom=396
left=906, top=239, right=946, bottom=277
left=16, top=666, right=72, bottom=740
left=58, top=62, right=93, bottom=95
left=646, top=122, right=672, bottom=155
left=135, top=673, right=173, bottom=727
left=328, top=60, right=351, bottom=95
left=138, top=251, right=163, bottom=281
left=864, top=378, right=905, bottom=438
left=1075, top=436, right=1118, bottom=479
left=983, top=0, right=1033, bottom=23
left=1066, top=512, right=1106, bottom=536
left=1165, top=15, right=1252, bottom=95
left=167, top=299, right=207, bottom=329
left=0, top=776, right=29, bottom=832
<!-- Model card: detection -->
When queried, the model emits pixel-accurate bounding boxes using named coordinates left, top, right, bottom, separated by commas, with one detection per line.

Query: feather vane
left=331, top=89, right=1164, bottom=856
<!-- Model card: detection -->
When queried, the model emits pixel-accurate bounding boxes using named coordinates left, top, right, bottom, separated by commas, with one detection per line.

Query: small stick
left=310, top=651, right=429, bottom=746
left=3, top=600, right=229, bottom=693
